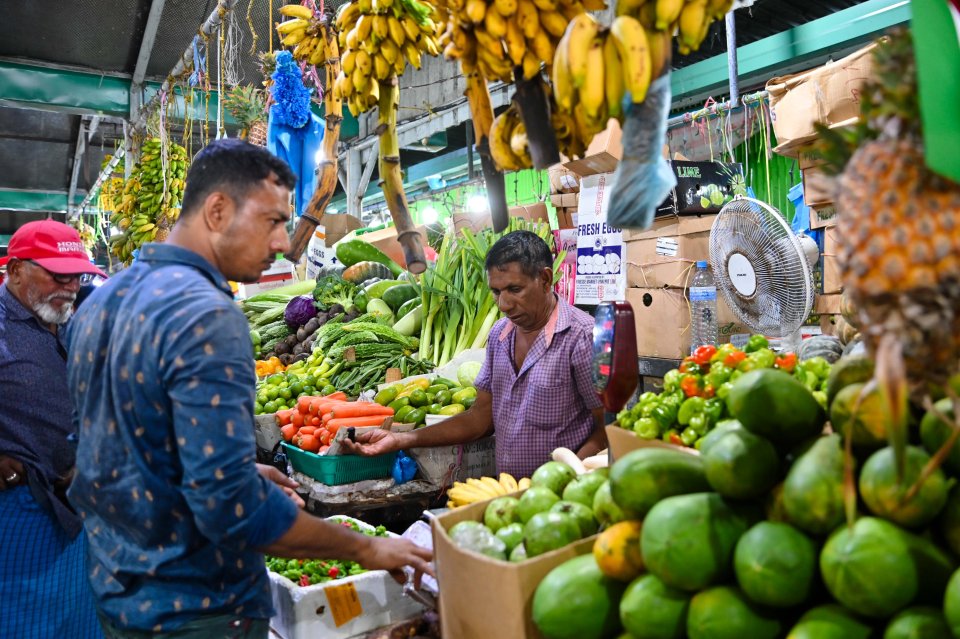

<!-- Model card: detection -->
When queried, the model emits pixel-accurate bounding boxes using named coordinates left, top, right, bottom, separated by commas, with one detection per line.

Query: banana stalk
left=512, top=71, right=561, bottom=169
left=464, top=73, right=509, bottom=232
left=377, top=78, right=427, bottom=275
left=286, top=28, right=344, bottom=263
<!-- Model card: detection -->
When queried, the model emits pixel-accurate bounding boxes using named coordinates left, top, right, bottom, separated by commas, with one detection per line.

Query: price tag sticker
left=324, top=581, right=363, bottom=627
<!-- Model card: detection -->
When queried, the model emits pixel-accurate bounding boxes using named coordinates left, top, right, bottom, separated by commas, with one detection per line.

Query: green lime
left=395, top=405, right=416, bottom=423
left=302, top=386, right=316, bottom=396
left=254, top=402, right=263, bottom=414
left=289, top=382, right=304, bottom=396
left=263, top=401, right=278, bottom=413
left=427, top=403, right=443, bottom=415
left=265, top=387, right=280, bottom=401
left=302, top=375, right=317, bottom=388
left=321, top=385, right=337, bottom=396
left=279, top=388, right=293, bottom=400
left=286, top=372, right=299, bottom=383
left=267, top=374, right=285, bottom=386
left=434, top=390, right=452, bottom=406
left=409, top=389, right=429, bottom=407
left=256, top=393, right=269, bottom=405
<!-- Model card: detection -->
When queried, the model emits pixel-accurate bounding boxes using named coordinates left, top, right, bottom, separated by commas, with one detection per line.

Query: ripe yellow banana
left=279, top=4, right=314, bottom=19
left=342, top=50, right=357, bottom=75
left=352, top=65, right=370, bottom=92
left=529, top=29, right=554, bottom=65
left=579, top=39, right=605, bottom=120
left=609, top=15, right=652, bottom=103
left=707, top=0, right=733, bottom=19
left=372, top=14, right=390, bottom=41
left=485, top=9, right=508, bottom=38
left=678, top=0, right=708, bottom=51
left=552, top=27, right=575, bottom=111
left=581, top=0, right=607, bottom=9
left=499, top=473, right=519, bottom=493
left=538, top=10, right=567, bottom=38
left=402, top=15, right=421, bottom=41
left=521, top=50, right=541, bottom=79
left=403, top=41, right=422, bottom=69
left=518, top=477, right=532, bottom=490
left=466, top=0, right=487, bottom=23
left=495, top=0, right=519, bottom=16
left=388, top=15, right=407, bottom=47
left=654, top=0, right=683, bottom=30
left=505, top=16, right=527, bottom=65
left=479, top=476, right=508, bottom=496
left=516, top=0, right=540, bottom=39
left=646, top=26, right=672, bottom=79
left=602, top=34, right=625, bottom=119
left=531, top=0, right=557, bottom=11
left=276, top=18, right=309, bottom=35
left=373, top=53, right=392, bottom=80
left=466, top=477, right=500, bottom=498
left=489, top=109, right=524, bottom=171
left=380, top=37, right=400, bottom=64
left=281, top=29, right=308, bottom=46
left=565, top=13, right=599, bottom=88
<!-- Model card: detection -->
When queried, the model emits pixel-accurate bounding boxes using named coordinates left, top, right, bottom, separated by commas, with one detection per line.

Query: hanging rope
left=217, top=21, right=225, bottom=139
left=246, top=0, right=260, bottom=55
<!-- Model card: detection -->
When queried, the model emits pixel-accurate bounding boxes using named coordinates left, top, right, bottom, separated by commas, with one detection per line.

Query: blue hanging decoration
left=267, top=51, right=324, bottom=218
left=188, top=36, right=206, bottom=87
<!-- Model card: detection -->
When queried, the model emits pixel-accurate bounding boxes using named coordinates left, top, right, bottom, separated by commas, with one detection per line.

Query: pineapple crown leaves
left=813, top=28, right=920, bottom=175
left=224, top=85, right=267, bottom=128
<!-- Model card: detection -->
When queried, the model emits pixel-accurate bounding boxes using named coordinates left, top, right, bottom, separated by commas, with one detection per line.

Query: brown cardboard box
left=319, top=213, right=364, bottom=245
left=816, top=293, right=842, bottom=315
left=802, top=166, right=836, bottom=208
left=623, top=214, right=715, bottom=288
left=555, top=208, right=577, bottom=229
left=821, top=225, right=842, bottom=294
left=548, top=163, right=580, bottom=193
left=432, top=495, right=597, bottom=639
left=767, top=42, right=877, bottom=156
left=563, top=119, right=623, bottom=177
left=510, top=202, right=551, bottom=223
left=550, top=193, right=578, bottom=210
left=625, top=287, right=744, bottom=359
left=452, top=212, right=493, bottom=234
left=353, top=225, right=428, bottom=269
left=606, top=425, right=699, bottom=463
left=810, top=204, right=837, bottom=230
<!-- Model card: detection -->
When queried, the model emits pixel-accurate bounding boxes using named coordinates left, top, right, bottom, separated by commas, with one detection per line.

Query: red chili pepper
left=328, top=566, right=340, bottom=578
left=299, top=574, right=311, bottom=587
left=668, top=433, right=685, bottom=447
left=692, top=345, right=717, bottom=366
left=679, top=357, right=695, bottom=373
left=724, top=350, right=747, bottom=367
left=703, top=384, right=716, bottom=398
left=680, top=374, right=702, bottom=398
left=775, top=352, right=797, bottom=373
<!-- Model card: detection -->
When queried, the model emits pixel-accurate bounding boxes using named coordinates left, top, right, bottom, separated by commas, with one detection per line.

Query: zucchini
left=342, top=261, right=394, bottom=284
left=367, top=298, right=394, bottom=320
left=396, top=298, right=421, bottom=320
left=382, top=284, right=420, bottom=312
left=393, top=305, right=422, bottom=337
left=365, top=279, right=405, bottom=299
left=336, top=239, right=404, bottom=277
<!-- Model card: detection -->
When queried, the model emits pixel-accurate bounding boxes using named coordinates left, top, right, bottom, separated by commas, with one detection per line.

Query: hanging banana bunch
left=489, top=102, right=534, bottom=171
left=617, top=0, right=733, bottom=56
left=333, top=0, right=443, bottom=117
left=276, top=4, right=332, bottom=66
left=436, top=0, right=605, bottom=84
left=108, top=138, right=188, bottom=266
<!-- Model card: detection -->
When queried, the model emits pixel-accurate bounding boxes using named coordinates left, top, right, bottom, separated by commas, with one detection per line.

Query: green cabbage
left=458, top=361, right=482, bottom=387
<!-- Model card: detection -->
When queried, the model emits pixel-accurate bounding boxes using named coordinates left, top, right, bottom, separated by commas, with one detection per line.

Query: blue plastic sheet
left=267, top=110, right=324, bottom=218
left=607, top=74, right=677, bottom=230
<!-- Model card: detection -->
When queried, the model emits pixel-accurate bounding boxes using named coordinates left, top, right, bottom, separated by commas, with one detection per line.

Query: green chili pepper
left=633, top=417, right=660, bottom=440
left=744, top=335, right=769, bottom=353
left=680, top=427, right=699, bottom=446
left=663, top=369, right=682, bottom=393
left=678, top=396, right=706, bottom=426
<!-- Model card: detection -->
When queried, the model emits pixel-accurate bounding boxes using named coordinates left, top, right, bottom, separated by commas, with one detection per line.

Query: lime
left=286, top=372, right=299, bottom=383
left=302, top=375, right=317, bottom=388
left=256, top=392, right=269, bottom=405
left=302, top=386, right=316, bottom=396
left=267, top=374, right=285, bottom=386
left=254, top=402, right=263, bottom=414
left=321, top=385, right=337, bottom=396
left=409, top=389, right=429, bottom=407
left=265, top=387, right=280, bottom=401
left=263, top=401, right=278, bottom=413
left=289, top=382, right=304, bottom=396
left=279, top=388, right=293, bottom=400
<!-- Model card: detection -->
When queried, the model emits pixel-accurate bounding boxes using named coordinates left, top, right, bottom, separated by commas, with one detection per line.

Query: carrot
left=280, top=424, right=298, bottom=442
left=299, top=426, right=317, bottom=436
left=327, top=415, right=391, bottom=431
left=291, top=411, right=305, bottom=429
left=321, top=412, right=335, bottom=425
left=322, top=391, right=348, bottom=402
left=276, top=409, right=294, bottom=427
left=299, top=434, right=321, bottom=453
left=311, top=398, right=347, bottom=416
left=319, top=430, right=332, bottom=446
left=330, top=403, right=395, bottom=419
left=296, top=397, right=312, bottom=413
left=310, top=415, right=322, bottom=427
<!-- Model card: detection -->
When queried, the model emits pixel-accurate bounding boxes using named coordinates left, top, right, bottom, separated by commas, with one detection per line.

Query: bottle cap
left=696, top=260, right=708, bottom=268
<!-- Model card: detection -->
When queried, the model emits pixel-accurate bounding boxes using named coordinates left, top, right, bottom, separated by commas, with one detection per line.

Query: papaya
left=593, top=480, right=626, bottom=527
left=523, top=511, right=581, bottom=557
left=859, top=446, right=949, bottom=529
left=920, top=398, right=960, bottom=476
left=884, top=606, right=951, bottom=639
left=830, top=382, right=888, bottom=448
left=532, top=555, right=627, bottom=639
left=641, top=492, right=747, bottom=591
left=696, top=419, right=743, bottom=456
left=593, top=520, right=645, bottom=582
left=786, top=604, right=873, bottom=639
left=944, top=568, right=960, bottom=637
left=620, top=574, right=690, bottom=639
left=782, top=434, right=845, bottom=536
left=734, top=521, right=817, bottom=608
left=608, top=447, right=709, bottom=519
left=726, top=368, right=826, bottom=449
left=821, top=517, right=914, bottom=617
left=686, top=586, right=781, bottom=639
left=824, top=354, right=874, bottom=407
left=700, top=424, right=781, bottom=500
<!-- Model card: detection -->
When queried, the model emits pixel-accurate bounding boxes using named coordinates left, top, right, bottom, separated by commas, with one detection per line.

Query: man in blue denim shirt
left=67, top=140, right=432, bottom=638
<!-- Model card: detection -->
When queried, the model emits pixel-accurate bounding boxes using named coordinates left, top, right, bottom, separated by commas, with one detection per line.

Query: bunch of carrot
left=277, top=392, right=394, bottom=455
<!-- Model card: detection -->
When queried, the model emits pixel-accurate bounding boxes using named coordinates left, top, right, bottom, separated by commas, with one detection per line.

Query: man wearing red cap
left=0, top=219, right=105, bottom=638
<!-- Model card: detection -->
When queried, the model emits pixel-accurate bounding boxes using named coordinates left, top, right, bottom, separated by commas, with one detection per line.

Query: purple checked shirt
left=474, top=296, right=603, bottom=478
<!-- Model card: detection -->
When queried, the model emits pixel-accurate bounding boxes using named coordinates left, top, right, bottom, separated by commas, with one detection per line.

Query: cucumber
left=336, top=239, right=404, bottom=276
left=366, top=298, right=394, bottom=319
left=608, top=447, right=710, bottom=519
left=365, top=279, right=405, bottom=299
left=393, top=305, right=422, bottom=337
left=382, top=283, right=420, bottom=312
left=396, top=298, right=421, bottom=320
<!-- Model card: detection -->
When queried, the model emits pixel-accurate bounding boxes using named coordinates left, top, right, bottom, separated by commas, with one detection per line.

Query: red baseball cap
left=3, top=220, right=106, bottom=277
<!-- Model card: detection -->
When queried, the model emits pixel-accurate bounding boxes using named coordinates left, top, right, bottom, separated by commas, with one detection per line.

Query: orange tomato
left=280, top=424, right=298, bottom=442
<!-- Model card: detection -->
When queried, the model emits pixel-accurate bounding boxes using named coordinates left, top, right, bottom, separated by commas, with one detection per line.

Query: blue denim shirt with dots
left=66, top=243, right=299, bottom=632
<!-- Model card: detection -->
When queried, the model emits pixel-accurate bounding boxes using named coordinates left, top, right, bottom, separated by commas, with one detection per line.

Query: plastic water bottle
left=689, top=260, right=718, bottom=352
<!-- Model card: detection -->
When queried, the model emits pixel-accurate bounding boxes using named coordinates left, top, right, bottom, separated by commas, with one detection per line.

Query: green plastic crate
left=282, top=443, right=397, bottom=485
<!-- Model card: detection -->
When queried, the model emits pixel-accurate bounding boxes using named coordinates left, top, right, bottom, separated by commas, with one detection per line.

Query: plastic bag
left=392, top=450, right=418, bottom=484
left=607, top=74, right=676, bottom=230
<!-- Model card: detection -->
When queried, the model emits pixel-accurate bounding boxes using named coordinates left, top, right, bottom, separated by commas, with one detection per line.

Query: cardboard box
left=269, top=516, right=425, bottom=639
left=511, top=202, right=551, bottom=224
left=452, top=212, right=493, bottom=234
left=810, top=204, right=837, bottom=230
left=320, top=213, right=364, bottom=245
left=432, top=496, right=597, bottom=639
left=549, top=192, right=579, bottom=209
left=548, top=163, right=580, bottom=193
left=574, top=173, right=626, bottom=305
left=563, top=119, right=623, bottom=177
left=408, top=435, right=496, bottom=487
left=802, top=165, right=836, bottom=208
left=658, top=161, right=745, bottom=216
left=767, top=42, right=877, bottom=156
left=819, top=226, right=842, bottom=294
left=236, top=257, right=297, bottom=299
left=625, top=287, right=745, bottom=360
left=605, top=424, right=698, bottom=463
left=555, top=208, right=577, bottom=230
left=623, top=214, right=715, bottom=288
left=348, top=225, right=428, bottom=269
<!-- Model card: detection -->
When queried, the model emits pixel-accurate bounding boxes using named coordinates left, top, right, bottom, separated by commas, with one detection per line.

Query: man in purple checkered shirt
left=345, top=231, right=606, bottom=478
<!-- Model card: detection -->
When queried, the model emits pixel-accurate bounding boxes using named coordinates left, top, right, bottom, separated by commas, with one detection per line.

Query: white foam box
left=268, top=516, right=425, bottom=639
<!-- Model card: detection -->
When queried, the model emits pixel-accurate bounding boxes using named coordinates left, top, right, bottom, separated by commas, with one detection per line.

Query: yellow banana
left=484, top=9, right=508, bottom=38
left=518, top=477, right=532, bottom=490
left=602, top=34, right=624, bottom=118
left=579, top=39, right=605, bottom=120
left=636, top=1, right=657, bottom=28
left=615, top=0, right=647, bottom=14
left=552, top=26, right=574, bottom=111
left=363, top=78, right=380, bottom=110
left=373, top=53, right=392, bottom=80
left=521, top=50, right=541, bottom=79
left=358, top=0, right=372, bottom=11
left=352, top=65, right=370, bottom=92
left=516, top=0, right=540, bottom=39
left=581, top=0, right=607, bottom=9
left=466, top=478, right=500, bottom=499
left=388, top=15, right=407, bottom=47
left=372, top=14, right=390, bottom=41
left=538, top=10, right=567, bottom=38
left=355, top=49, right=373, bottom=76
left=380, top=37, right=400, bottom=64
left=510, top=119, right=532, bottom=167
left=403, top=41, right=423, bottom=68
left=346, top=26, right=360, bottom=50
left=645, top=26, right=672, bottom=79
left=609, top=15, right=651, bottom=103
left=281, top=28, right=308, bottom=46
left=505, top=16, right=527, bottom=66
left=707, top=0, right=733, bottom=19
left=529, top=28, right=554, bottom=65
left=494, top=0, right=519, bottom=17
left=466, top=0, right=487, bottom=23
left=402, top=15, right=421, bottom=41
left=336, top=3, right=360, bottom=29
left=309, top=41, right=327, bottom=65
left=565, top=13, right=599, bottom=88
left=355, top=14, right=373, bottom=41
left=342, top=50, right=357, bottom=75
left=678, top=0, right=708, bottom=50
left=489, top=111, right=521, bottom=171
left=422, top=35, right=441, bottom=57
left=499, top=473, right=519, bottom=493
left=279, top=4, right=314, bottom=19
left=393, top=53, right=407, bottom=75
left=480, top=476, right=508, bottom=496
left=360, top=37, right=378, bottom=55
left=654, top=0, right=684, bottom=30
left=531, top=0, right=557, bottom=10
left=276, top=18, right=310, bottom=35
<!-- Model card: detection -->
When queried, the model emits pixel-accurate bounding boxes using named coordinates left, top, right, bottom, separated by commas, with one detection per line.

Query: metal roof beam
left=132, top=0, right=168, bottom=87
left=67, top=115, right=101, bottom=217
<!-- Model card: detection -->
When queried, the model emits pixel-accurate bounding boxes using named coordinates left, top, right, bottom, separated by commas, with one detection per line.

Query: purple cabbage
left=284, top=295, right=318, bottom=328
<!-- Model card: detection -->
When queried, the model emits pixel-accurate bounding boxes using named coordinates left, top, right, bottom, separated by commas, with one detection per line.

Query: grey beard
left=35, top=300, right=75, bottom=325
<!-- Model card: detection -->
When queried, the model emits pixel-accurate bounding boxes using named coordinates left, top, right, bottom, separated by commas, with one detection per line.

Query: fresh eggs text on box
left=574, top=173, right=625, bottom=305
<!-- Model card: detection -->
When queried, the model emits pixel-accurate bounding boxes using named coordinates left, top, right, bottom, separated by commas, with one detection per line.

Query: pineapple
left=223, top=85, right=267, bottom=145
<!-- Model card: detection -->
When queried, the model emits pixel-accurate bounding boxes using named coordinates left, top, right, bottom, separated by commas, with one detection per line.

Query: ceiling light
left=467, top=194, right=488, bottom=213
left=422, top=206, right=438, bottom=224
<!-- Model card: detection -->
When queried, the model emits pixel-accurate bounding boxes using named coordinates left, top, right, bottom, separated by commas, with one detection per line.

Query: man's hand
left=257, top=464, right=305, bottom=509
left=0, top=455, right=25, bottom=491
left=340, top=429, right=402, bottom=457
left=362, top=536, right=434, bottom=589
